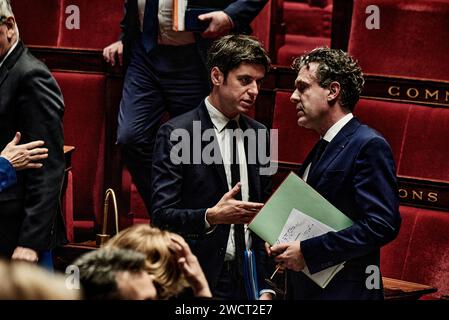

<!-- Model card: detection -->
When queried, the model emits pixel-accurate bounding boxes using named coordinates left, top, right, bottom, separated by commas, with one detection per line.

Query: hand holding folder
left=249, top=172, right=354, bottom=288
left=173, top=0, right=214, bottom=31
left=173, top=0, right=232, bottom=35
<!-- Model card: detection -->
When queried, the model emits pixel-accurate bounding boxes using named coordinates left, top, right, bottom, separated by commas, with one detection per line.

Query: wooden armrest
left=383, top=277, right=437, bottom=300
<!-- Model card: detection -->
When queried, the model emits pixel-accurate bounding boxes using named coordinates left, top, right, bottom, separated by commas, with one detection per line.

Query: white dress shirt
left=302, top=113, right=354, bottom=181
left=0, top=39, right=18, bottom=68
left=204, top=97, right=252, bottom=261
left=137, top=0, right=195, bottom=46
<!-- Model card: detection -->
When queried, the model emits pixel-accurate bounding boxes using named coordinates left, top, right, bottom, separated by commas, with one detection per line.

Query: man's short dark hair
left=292, top=47, right=364, bottom=111
left=207, top=34, right=271, bottom=80
left=73, top=247, right=146, bottom=300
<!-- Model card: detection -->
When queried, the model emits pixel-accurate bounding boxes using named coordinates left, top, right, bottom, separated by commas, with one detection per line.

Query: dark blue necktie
left=310, top=138, right=329, bottom=173
left=142, top=0, right=159, bottom=52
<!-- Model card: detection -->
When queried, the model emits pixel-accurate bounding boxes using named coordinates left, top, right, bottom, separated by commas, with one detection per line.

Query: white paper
left=276, top=208, right=345, bottom=288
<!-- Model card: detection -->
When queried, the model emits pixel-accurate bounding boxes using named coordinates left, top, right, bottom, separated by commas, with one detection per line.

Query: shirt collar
left=0, top=39, right=18, bottom=68
left=322, top=113, right=354, bottom=142
left=204, top=97, right=240, bottom=132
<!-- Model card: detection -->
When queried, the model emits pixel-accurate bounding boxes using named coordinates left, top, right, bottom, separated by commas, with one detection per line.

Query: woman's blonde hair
left=106, top=224, right=189, bottom=299
left=0, top=259, right=81, bottom=300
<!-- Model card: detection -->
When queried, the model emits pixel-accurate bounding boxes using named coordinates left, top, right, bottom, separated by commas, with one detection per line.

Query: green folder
left=249, top=172, right=354, bottom=245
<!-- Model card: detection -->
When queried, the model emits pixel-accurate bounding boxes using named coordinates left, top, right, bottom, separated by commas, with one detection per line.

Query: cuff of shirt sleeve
left=259, top=289, right=276, bottom=299
left=204, top=209, right=217, bottom=234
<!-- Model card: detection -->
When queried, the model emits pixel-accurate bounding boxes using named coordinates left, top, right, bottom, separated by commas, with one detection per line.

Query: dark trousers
left=213, top=260, right=248, bottom=300
left=0, top=199, right=24, bottom=258
left=0, top=200, right=54, bottom=269
left=117, top=36, right=210, bottom=213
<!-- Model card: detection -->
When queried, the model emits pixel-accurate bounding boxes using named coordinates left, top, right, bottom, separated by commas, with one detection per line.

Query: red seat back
left=349, top=0, right=449, bottom=81
left=398, top=106, right=449, bottom=181
left=13, top=0, right=60, bottom=46
left=271, top=90, right=319, bottom=164
left=354, top=98, right=411, bottom=166
left=53, top=72, right=106, bottom=227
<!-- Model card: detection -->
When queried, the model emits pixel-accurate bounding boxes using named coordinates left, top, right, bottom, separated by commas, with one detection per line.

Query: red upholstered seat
left=354, top=98, right=411, bottom=165
left=401, top=208, right=449, bottom=299
left=381, top=206, right=418, bottom=280
left=382, top=206, right=449, bottom=299
left=284, top=1, right=332, bottom=37
left=58, top=0, right=123, bottom=49
left=13, top=0, right=61, bottom=46
left=398, top=106, right=449, bottom=181
left=348, top=0, right=449, bottom=81
left=250, top=0, right=272, bottom=52
left=12, top=0, right=123, bottom=49
left=272, top=90, right=319, bottom=164
left=276, top=0, right=332, bottom=65
left=277, top=34, right=331, bottom=66
left=53, top=72, right=107, bottom=238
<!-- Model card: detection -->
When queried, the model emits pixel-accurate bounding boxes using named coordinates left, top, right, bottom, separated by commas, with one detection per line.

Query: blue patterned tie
left=142, top=0, right=159, bottom=52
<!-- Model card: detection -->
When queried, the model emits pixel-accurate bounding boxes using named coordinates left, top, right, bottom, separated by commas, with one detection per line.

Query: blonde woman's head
left=106, top=224, right=189, bottom=299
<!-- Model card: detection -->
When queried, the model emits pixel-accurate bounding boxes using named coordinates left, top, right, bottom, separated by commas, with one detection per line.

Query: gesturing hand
left=1, top=132, right=48, bottom=170
left=206, top=183, right=263, bottom=225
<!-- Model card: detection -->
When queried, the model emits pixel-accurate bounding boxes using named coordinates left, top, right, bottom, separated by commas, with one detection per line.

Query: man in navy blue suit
left=103, top=0, right=268, bottom=215
left=151, top=35, right=274, bottom=299
left=268, top=47, right=401, bottom=300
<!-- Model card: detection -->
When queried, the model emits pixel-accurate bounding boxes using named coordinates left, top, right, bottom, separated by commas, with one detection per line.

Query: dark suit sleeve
left=0, top=157, right=17, bottom=192
left=301, top=137, right=401, bottom=274
left=16, top=66, right=65, bottom=251
left=223, top=0, right=269, bottom=33
left=151, top=124, right=209, bottom=237
left=119, top=0, right=129, bottom=41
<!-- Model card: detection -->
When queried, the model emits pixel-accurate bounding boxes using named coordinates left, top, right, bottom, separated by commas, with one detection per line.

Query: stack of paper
left=249, top=172, right=354, bottom=288
left=276, top=208, right=344, bottom=288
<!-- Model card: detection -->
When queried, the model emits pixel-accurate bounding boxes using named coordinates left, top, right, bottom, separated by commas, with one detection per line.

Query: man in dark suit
left=268, top=47, right=401, bottom=299
left=103, top=0, right=268, bottom=215
left=0, top=0, right=65, bottom=263
left=151, top=35, right=274, bottom=299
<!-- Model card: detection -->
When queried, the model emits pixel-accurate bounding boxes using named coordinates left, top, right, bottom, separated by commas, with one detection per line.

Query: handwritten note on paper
left=276, top=208, right=345, bottom=288
left=275, top=208, right=334, bottom=244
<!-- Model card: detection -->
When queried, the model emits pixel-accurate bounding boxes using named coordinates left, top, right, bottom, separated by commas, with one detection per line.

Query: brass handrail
left=96, top=188, right=120, bottom=246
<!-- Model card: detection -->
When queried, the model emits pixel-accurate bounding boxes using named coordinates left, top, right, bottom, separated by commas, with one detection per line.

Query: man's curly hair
left=292, top=47, right=365, bottom=111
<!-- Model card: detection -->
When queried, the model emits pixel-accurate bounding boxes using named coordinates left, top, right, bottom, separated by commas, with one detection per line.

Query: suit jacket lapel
left=197, top=102, right=229, bottom=192
left=0, top=41, right=24, bottom=88
left=307, top=118, right=361, bottom=187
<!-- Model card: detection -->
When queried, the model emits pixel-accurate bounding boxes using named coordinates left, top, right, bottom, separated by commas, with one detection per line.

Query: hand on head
left=170, top=233, right=212, bottom=297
